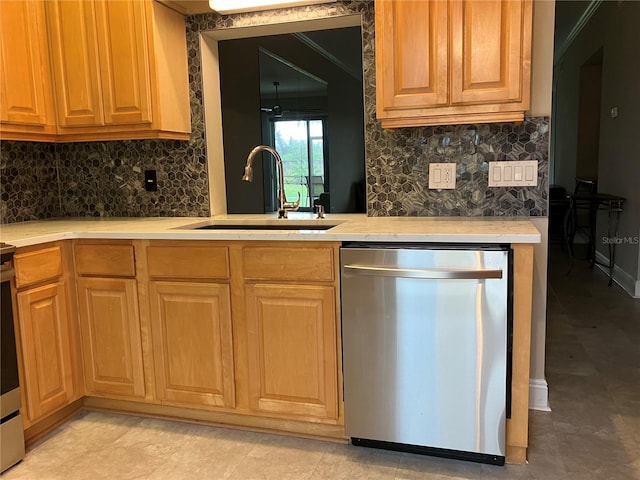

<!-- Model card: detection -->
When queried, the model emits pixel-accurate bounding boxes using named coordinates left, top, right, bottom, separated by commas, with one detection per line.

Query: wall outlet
left=144, top=169, right=158, bottom=191
left=429, top=163, right=456, bottom=189
left=488, top=161, right=537, bottom=187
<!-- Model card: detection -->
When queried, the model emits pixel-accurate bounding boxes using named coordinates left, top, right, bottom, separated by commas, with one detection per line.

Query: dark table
left=564, top=192, right=625, bottom=286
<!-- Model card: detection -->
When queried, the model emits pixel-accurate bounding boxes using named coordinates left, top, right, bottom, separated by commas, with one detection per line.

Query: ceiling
left=553, top=0, right=602, bottom=62
left=259, top=49, right=327, bottom=100
left=256, top=27, right=362, bottom=101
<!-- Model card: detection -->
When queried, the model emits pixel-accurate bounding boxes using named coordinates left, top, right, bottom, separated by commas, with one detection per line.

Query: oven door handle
left=342, top=264, right=503, bottom=280
left=0, top=267, right=15, bottom=283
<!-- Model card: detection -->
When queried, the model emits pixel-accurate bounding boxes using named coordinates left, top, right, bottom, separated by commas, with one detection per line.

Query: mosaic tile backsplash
left=365, top=118, right=549, bottom=217
left=0, top=0, right=548, bottom=224
left=0, top=142, right=59, bottom=222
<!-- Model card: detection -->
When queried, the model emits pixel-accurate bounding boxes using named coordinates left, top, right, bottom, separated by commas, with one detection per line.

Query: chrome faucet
left=242, top=145, right=300, bottom=218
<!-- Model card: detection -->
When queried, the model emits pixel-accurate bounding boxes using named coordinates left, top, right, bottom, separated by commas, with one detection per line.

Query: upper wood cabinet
left=0, top=0, right=57, bottom=141
left=46, top=0, right=189, bottom=141
left=376, top=0, right=533, bottom=128
left=46, top=0, right=152, bottom=129
left=0, top=0, right=190, bottom=142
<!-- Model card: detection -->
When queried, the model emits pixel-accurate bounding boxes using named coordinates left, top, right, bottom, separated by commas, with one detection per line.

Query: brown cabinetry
left=244, top=283, right=338, bottom=421
left=13, top=245, right=75, bottom=425
left=74, top=242, right=145, bottom=399
left=46, top=0, right=190, bottom=141
left=0, top=0, right=57, bottom=141
left=149, top=281, right=235, bottom=408
left=0, top=0, right=190, bottom=142
left=240, top=243, right=340, bottom=423
left=376, top=0, right=532, bottom=128
left=143, top=241, right=341, bottom=424
left=146, top=244, right=235, bottom=409
left=12, top=238, right=344, bottom=440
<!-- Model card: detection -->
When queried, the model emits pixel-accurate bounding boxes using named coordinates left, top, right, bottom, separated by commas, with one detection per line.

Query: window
left=272, top=118, right=326, bottom=210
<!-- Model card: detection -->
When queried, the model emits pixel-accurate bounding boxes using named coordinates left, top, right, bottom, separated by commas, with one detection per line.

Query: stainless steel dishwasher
left=340, top=243, right=511, bottom=466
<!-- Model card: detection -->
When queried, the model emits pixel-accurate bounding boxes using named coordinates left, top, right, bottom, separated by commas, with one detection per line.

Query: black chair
left=549, top=185, right=569, bottom=244
left=566, top=177, right=598, bottom=256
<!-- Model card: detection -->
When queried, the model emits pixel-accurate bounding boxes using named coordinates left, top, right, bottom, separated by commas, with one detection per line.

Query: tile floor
left=3, top=244, right=639, bottom=480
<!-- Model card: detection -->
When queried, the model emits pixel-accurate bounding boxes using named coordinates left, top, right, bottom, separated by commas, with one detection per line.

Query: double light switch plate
left=488, top=161, right=538, bottom=187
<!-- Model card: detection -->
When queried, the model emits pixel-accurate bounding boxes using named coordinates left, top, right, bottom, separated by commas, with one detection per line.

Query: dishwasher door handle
left=342, top=264, right=503, bottom=280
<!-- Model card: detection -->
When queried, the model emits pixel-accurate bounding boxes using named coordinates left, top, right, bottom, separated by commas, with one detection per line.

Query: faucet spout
left=242, top=145, right=300, bottom=218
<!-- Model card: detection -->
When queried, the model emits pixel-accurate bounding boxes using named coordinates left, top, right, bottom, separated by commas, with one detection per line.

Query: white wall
left=525, top=0, right=555, bottom=412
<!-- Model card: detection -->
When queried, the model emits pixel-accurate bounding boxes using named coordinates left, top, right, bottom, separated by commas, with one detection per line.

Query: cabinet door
left=149, top=281, right=235, bottom=408
left=0, top=0, right=51, bottom=127
left=46, top=0, right=104, bottom=127
left=245, top=284, right=338, bottom=421
left=77, top=277, right=145, bottom=398
left=375, top=0, right=449, bottom=115
left=17, top=282, right=74, bottom=423
left=450, top=0, right=528, bottom=105
left=94, top=0, right=152, bottom=125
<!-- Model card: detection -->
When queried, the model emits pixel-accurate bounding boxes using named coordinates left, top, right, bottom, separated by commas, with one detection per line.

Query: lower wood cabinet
left=76, top=277, right=145, bottom=398
left=16, top=282, right=74, bottom=423
left=149, top=281, right=235, bottom=409
left=13, top=239, right=342, bottom=439
left=244, top=283, right=338, bottom=422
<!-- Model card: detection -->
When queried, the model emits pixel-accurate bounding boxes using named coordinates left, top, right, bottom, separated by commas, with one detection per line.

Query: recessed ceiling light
left=208, top=0, right=337, bottom=15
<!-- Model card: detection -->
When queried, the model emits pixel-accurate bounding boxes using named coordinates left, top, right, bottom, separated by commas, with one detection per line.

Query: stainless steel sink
left=177, top=220, right=342, bottom=231
left=195, top=224, right=335, bottom=231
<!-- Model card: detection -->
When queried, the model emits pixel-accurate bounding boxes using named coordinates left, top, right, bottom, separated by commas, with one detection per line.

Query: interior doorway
left=575, top=49, right=603, bottom=182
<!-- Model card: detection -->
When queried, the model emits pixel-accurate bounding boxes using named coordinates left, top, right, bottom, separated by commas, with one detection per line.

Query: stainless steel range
left=1, top=243, right=25, bottom=472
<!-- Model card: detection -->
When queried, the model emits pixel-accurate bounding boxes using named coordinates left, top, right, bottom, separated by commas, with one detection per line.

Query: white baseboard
left=594, top=251, right=640, bottom=298
left=529, top=378, right=551, bottom=411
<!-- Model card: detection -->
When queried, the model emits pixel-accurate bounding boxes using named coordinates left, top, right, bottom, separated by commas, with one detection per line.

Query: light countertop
left=0, top=214, right=541, bottom=247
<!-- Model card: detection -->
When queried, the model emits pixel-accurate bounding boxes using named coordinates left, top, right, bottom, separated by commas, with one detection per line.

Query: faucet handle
left=283, top=192, right=300, bottom=211
left=278, top=192, right=300, bottom=218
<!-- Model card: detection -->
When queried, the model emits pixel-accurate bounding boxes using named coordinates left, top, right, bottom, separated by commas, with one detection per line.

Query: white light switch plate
left=488, top=161, right=538, bottom=187
left=429, top=163, right=456, bottom=189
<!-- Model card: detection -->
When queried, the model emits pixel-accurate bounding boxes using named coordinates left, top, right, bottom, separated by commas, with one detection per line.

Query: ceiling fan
left=261, top=81, right=322, bottom=118
left=261, top=81, right=285, bottom=117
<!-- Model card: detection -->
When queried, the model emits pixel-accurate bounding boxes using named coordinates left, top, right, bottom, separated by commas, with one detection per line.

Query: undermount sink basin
left=176, top=220, right=342, bottom=231
left=195, top=223, right=336, bottom=231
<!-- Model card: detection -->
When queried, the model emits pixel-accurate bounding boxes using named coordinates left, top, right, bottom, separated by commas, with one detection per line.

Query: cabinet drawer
left=242, top=246, right=335, bottom=282
left=14, top=246, right=63, bottom=288
left=75, top=244, right=136, bottom=277
left=147, top=245, right=230, bottom=279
